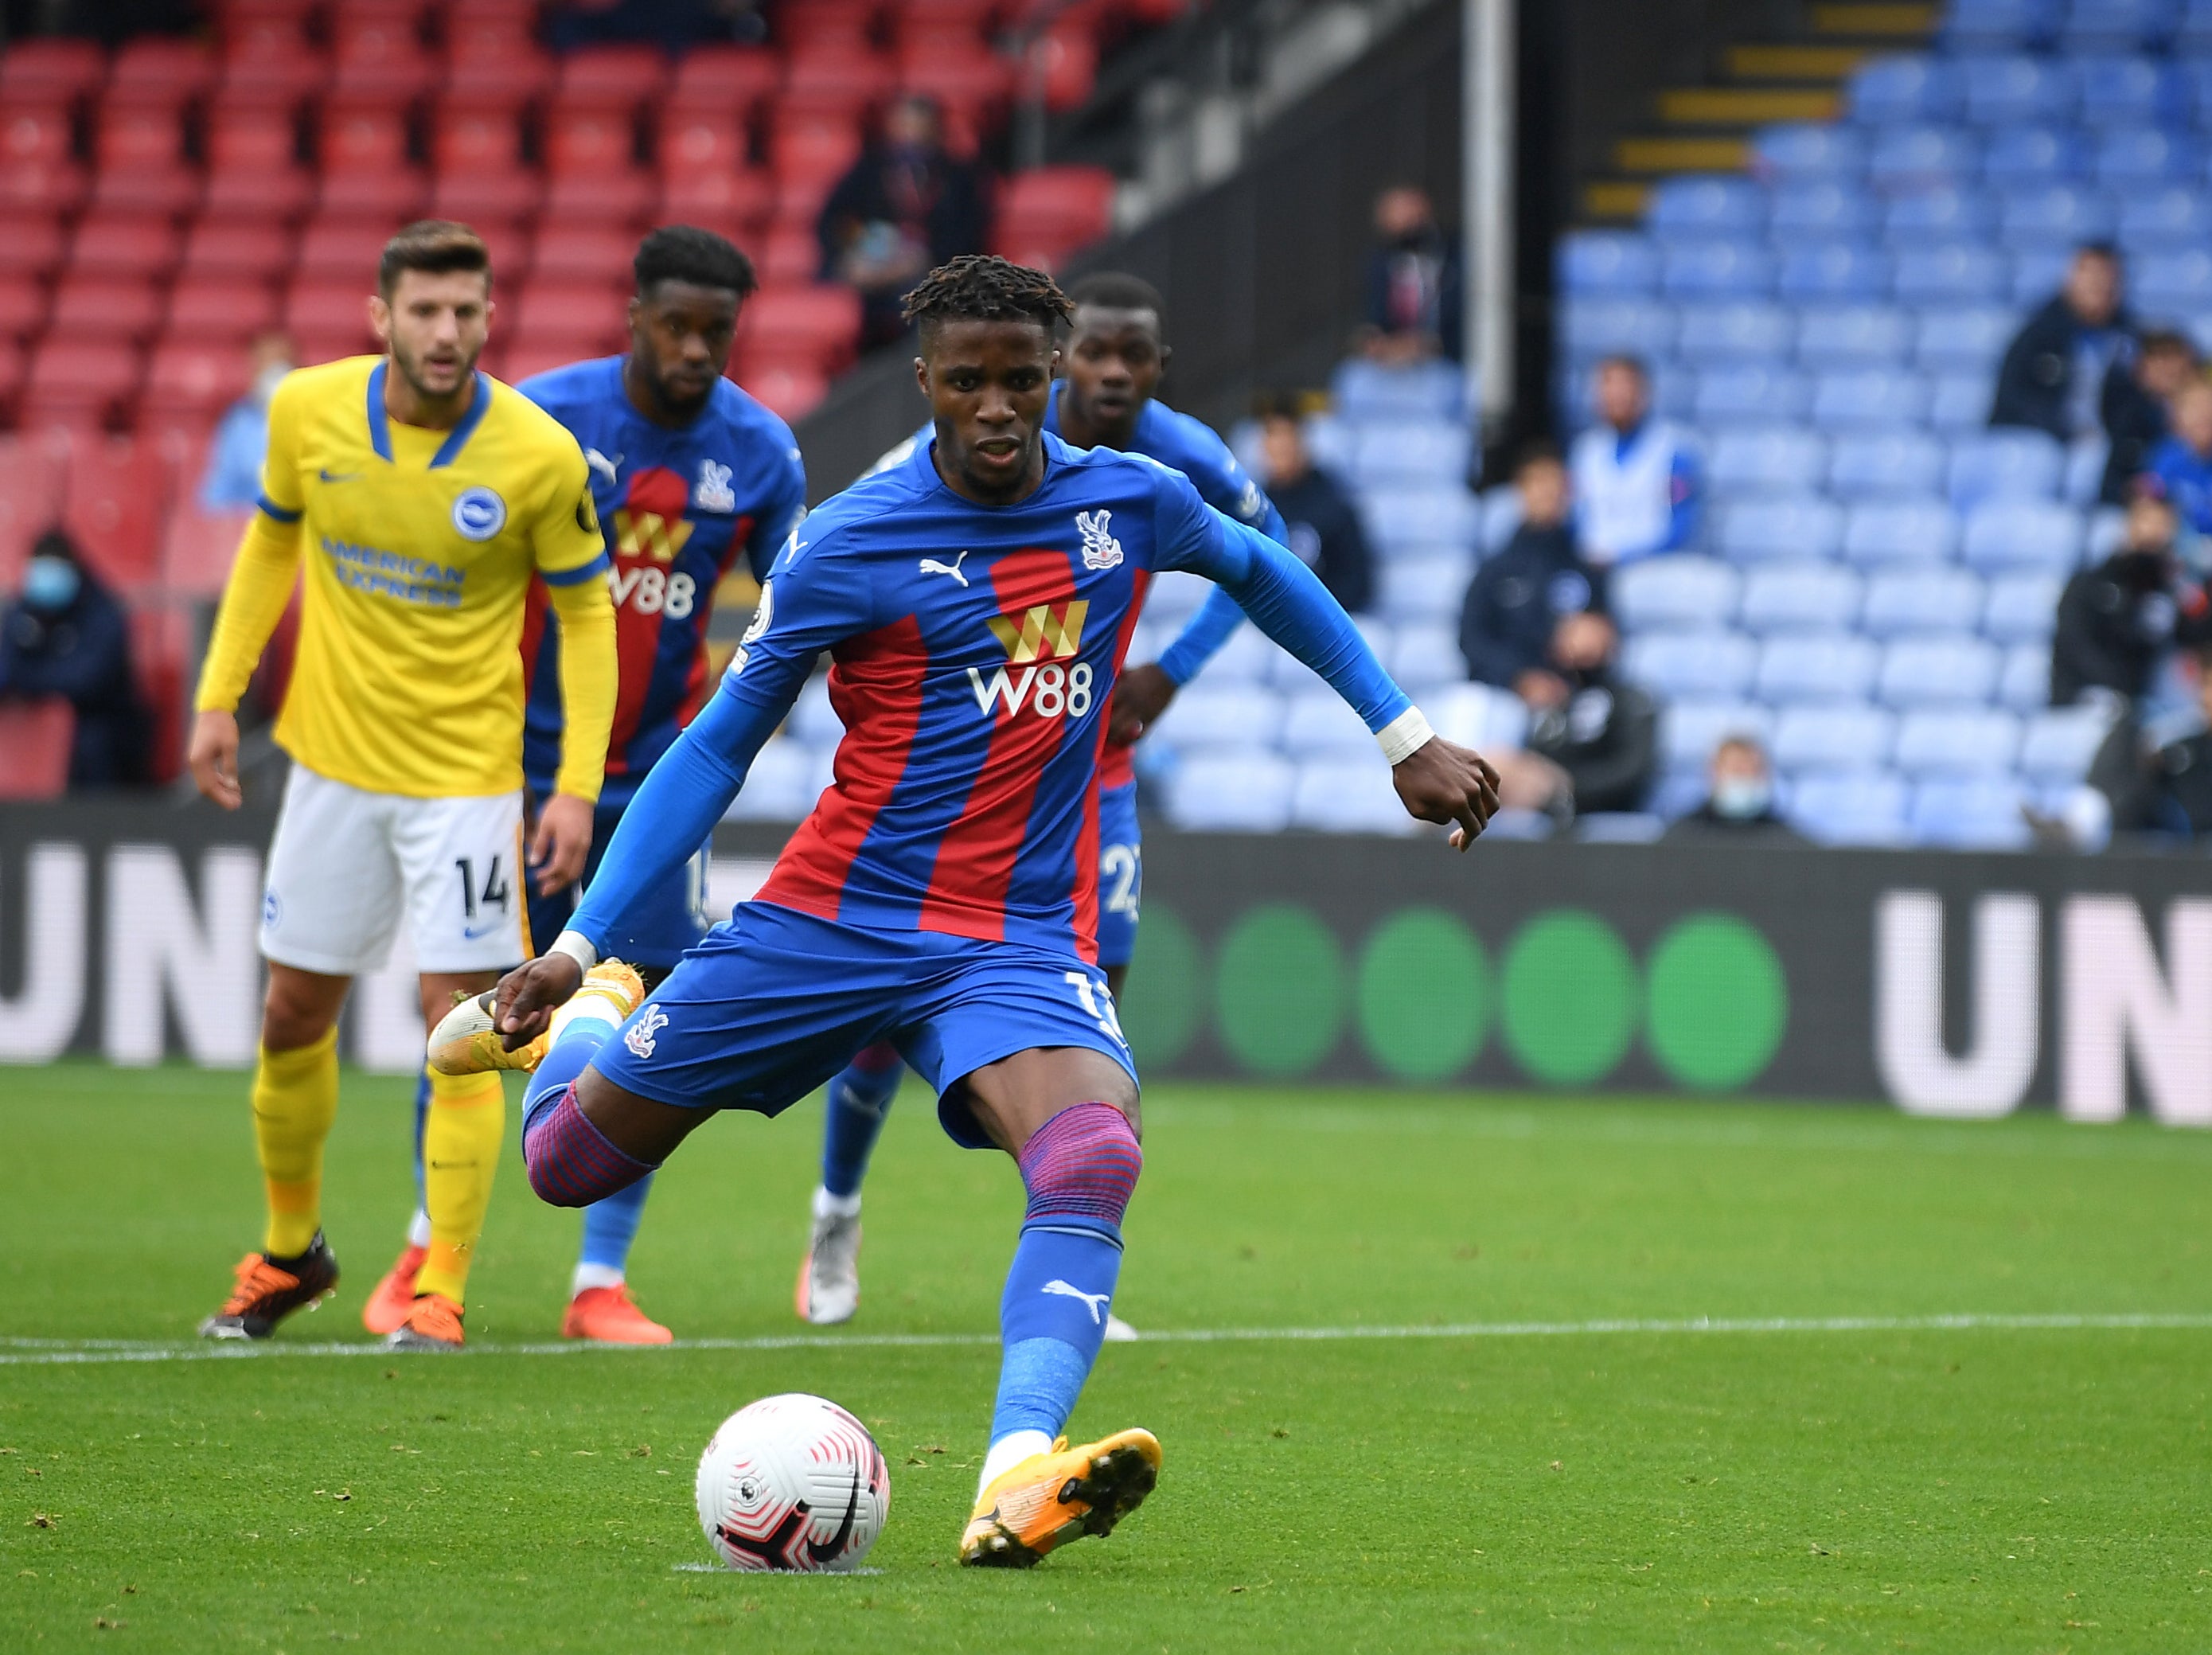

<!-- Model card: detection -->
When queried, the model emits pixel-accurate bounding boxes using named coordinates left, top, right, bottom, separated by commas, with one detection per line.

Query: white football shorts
left=259, top=763, right=529, bottom=976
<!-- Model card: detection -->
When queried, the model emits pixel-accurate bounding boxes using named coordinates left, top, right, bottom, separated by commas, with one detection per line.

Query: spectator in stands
left=818, top=95, right=987, bottom=349
left=1991, top=244, right=2134, bottom=443
left=1664, top=735, right=1800, bottom=842
left=1485, top=611, right=1656, bottom=822
left=2085, top=644, right=2212, bottom=840
left=1460, top=443, right=1602, bottom=690
left=2099, top=328, right=2198, bottom=505
left=2050, top=491, right=2212, bottom=708
left=198, top=333, right=294, bottom=512
left=546, top=0, right=767, bottom=50
left=2147, top=380, right=2212, bottom=537
left=1359, top=185, right=1461, bottom=364
left=1258, top=401, right=1372, bottom=612
left=1568, top=356, right=1699, bottom=568
left=0, top=529, right=147, bottom=788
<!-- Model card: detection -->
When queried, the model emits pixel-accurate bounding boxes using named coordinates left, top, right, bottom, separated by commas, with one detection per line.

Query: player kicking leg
left=475, top=256, right=1498, bottom=1561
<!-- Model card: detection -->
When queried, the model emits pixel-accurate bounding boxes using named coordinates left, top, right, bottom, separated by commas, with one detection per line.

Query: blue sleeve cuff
left=541, top=552, right=611, bottom=587
left=256, top=495, right=302, bottom=524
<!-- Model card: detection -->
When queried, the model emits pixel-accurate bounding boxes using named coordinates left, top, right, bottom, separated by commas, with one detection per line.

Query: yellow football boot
left=426, top=960, right=645, bottom=1076
left=958, top=1427, right=1162, bottom=1567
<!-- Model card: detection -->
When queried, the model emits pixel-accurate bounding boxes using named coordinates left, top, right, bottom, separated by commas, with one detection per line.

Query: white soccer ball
left=694, top=1393, right=891, bottom=1572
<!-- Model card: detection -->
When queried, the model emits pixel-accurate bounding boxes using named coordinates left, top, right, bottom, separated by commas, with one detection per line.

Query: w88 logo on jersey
left=966, top=660, right=1094, bottom=721
left=610, top=564, right=696, bottom=619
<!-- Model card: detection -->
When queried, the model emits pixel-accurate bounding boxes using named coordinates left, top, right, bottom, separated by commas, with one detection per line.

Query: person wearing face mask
left=1360, top=185, right=1462, bottom=364
left=0, top=529, right=149, bottom=787
left=1484, top=609, right=1656, bottom=822
left=1992, top=244, right=2135, bottom=443
left=1461, top=443, right=1602, bottom=692
left=817, top=94, right=986, bottom=349
left=2050, top=491, right=2212, bottom=708
left=200, top=334, right=295, bottom=511
left=1665, top=736, right=1800, bottom=842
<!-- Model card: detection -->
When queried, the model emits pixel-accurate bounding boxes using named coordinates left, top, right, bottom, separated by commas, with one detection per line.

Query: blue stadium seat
left=1707, top=427, right=1828, bottom=495
left=1982, top=124, right=2087, bottom=185
left=2132, top=248, right=2212, bottom=314
left=1895, top=707, right=2023, bottom=774
left=1829, top=431, right=1950, bottom=499
left=2179, top=49, right=2212, bottom=114
left=1768, top=181, right=1878, bottom=236
left=724, top=738, right=821, bottom=821
left=1676, top=299, right=1793, bottom=362
left=2073, top=52, right=2183, bottom=122
left=1660, top=698, right=1773, bottom=770
left=1960, top=55, right=2078, bottom=125
left=1717, top=495, right=1845, bottom=561
left=1997, top=182, right=2116, bottom=250
left=1943, top=0, right=2062, bottom=49
left=1621, top=628, right=1760, bottom=698
left=1777, top=240, right=1891, bottom=301
left=2179, top=0, right=2212, bottom=49
left=1351, top=421, right=1473, bottom=487
left=1660, top=239, right=1776, bottom=299
left=1477, top=486, right=1523, bottom=555
left=2115, top=185, right=2212, bottom=251
left=1693, top=363, right=1812, bottom=424
left=1880, top=185, right=1994, bottom=241
left=1375, top=553, right=1475, bottom=621
left=1556, top=230, right=1660, bottom=295
left=1879, top=635, right=2005, bottom=705
left=1949, top=429, right=2066, bottom=505
left=1648, top=175, right=1767, bottom=237
left=1892, top=241, right=2011, bottom=305
left=1180, top=624, right=1274, bottom=686
left=2090, top=127, right=2198, bottom=189
left=1908, top=775, right=2032, bottom=847
left=2017, top=703, right=2115, bottom=781
left=1738, top=563, right=1865, bottom=633
left=2062, top=0, right=2182, bottom=50
left=1754, top=124, right=1870, bottom=182
left=1754, top=630, right=1882, bottom=701
left=1960, top=500, right=2084, bottom=570
left=788, top=677, right=844, bottom=747
left=1154, top=684, right=1288, bottom=751
left=1868, top=125, right=1984, bottom=189
left=2007, top=246, right=2074, bottom=307
left=1389, top=622, right=1464, bottom=691
left=1861, top=567, right=1988, bottom=636
left=1165, top=754, right=1297, bottom=832
left=1849, top=56, right=1961, bottom=125
left=1843, top=498, right=1963, bottom=565
left=1428, top=681, right=1531, bottom=752
left=1650, top=767, right=1717, bottom=819
left=1282, top=688, right=1387, bottom=756
left=1796, top=303, right=1912, bottom=367
left=1982, top=569, right=2064, bottom=641
left=1142, top=568, right=1208, bottom=619
left=1910, top=306, right=2017, bottom=373
left=1788, top=770, right=1913, bottom=844
left=1330, top=358, right=1464, bottom=421
left=1929, top=371, right=1999, bottom=434
left=1289, top=758, right=1419, bottom=835
left=1650, top=362, right=1700, bottom=423
left=1773, top=703, right=1897, bottom=771
left=1999, top=639, right=2052, bottom=707
left=1363, top=488, right=1480, bottom=553
left=1810, top=366, right=1930, bottom=431
left=1612, top=554, right=1742, bottom=630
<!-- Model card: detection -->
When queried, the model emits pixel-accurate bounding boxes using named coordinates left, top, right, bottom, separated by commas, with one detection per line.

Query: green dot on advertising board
left=1356, top=908, right=1488, bottom=1082
left=1644, top=914, right=1788, bottom=1091
left=1215, top=904, right=1344, bottom=1076
left=1501, top=910, right=1638, bottom=1086
left=1118, top=904, right=1204, bottom=1068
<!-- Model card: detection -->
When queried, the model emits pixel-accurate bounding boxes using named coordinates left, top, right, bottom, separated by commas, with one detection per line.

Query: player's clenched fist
left=494, top=951, right=585, bottom=1048
left=1391, top=736, right=1502, bottom=850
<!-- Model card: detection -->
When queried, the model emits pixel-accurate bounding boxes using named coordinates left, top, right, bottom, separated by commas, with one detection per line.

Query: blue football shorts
left=587, top=900, right=1137, bottom=1149
left=1094, top=779, right=1141, bottom=971
left=527, top=800, right=711, bottom=972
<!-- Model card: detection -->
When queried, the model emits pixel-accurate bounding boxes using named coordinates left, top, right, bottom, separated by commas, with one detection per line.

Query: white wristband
left=1376, top=706, right=1435, bottom=767
left=549, top=929, right=599, bottom=974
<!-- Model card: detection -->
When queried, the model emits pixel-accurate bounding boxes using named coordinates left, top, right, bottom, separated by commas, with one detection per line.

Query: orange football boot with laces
left=197, top=1233, right=339, bottom=1341
left=387, top=1291, right=466, bottom=1351
left=561, top=1283, right=673, bottom=1345
left=361, top=1243, right=427, bottom=1336
left=958, top=1427, right=1162, bottom=1567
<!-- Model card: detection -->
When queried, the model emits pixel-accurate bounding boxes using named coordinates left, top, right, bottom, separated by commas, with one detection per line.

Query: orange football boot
left=958, top=1427, right=1162, bottom=1567
left=361, top=1243, right=427, bottom=1336
left=562, top=1283, right=673, bottom=1345
left=387, top=1292, right=465, bottom=1351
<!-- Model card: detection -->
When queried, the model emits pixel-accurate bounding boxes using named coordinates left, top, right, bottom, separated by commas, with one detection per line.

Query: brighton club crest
left=1075, top=509, right=1122, bottom=572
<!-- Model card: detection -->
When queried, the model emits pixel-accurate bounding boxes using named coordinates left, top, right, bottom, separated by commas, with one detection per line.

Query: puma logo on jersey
left=584, top=448, right=622, bottom=486
left=919, top=549, right=970, bottom=586
left=1076, top=508, right=1122, bottom=571
left=986, top=599, right=1088, bottom=664
left=1041, top=1279, right=1111, bottom=1323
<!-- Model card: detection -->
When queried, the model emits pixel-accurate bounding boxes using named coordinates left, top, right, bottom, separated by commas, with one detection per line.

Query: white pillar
left=1465, top=0, right=1516, bottom=431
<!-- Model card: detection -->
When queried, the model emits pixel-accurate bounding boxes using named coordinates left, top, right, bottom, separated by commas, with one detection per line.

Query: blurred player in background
left=795, top=271, right=1287, bottom=1329
left=188, top=222, right=618, bottom=1352
left=363, top=226, right=806, bottom=1345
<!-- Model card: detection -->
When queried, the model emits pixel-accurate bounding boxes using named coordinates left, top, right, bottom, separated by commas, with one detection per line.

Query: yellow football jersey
left=197, top=355, right=616, bottom=800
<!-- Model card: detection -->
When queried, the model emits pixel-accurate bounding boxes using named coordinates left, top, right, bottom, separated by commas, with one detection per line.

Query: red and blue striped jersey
left=515, top=357, right=806, bottom=806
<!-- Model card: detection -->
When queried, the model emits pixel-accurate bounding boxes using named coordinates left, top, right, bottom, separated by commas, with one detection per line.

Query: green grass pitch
left=5, top=1064, right=2210, bottom=1652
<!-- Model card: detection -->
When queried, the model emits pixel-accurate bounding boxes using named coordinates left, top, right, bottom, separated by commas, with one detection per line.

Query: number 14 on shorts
left=1064, top=971, right=1126, bottom=1048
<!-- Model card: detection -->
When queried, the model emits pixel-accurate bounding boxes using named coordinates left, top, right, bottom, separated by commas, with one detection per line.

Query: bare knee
left=261, top=966, right=348, bottom=1052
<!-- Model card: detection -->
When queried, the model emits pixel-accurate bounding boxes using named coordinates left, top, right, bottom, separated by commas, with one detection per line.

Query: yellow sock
left=253, top=1028, right=340, bottom=1259
left=415, top=1068, right=505, bottom=1304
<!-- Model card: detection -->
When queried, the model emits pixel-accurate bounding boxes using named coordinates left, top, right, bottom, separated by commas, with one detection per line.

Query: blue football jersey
left=516, top=357, right=806, bottom=806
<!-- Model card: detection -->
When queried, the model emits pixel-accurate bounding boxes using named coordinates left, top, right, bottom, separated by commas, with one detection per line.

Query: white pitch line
left=3, top=1312, right=2210, bottom=1368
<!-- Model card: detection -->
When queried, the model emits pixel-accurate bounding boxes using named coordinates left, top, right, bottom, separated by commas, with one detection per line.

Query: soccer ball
left=694, top=1393, right=891, bottom=1572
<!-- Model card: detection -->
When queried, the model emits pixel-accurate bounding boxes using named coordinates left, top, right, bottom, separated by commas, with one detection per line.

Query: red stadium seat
left=494, top=342, right=595, bottom=388
left=0, top=699, right=74, bottom=801
left=216, top=45, right=327, bottom=103
left=0, top=216, right=66, bottom=279
left=318, top=168, right=430, bottom=220
left=0, top=160, right=87, bottom=217
left=445, top=22, right=554, bottom=102
left=67, top=213, right=181, bottom=282
left=283, top=283, right=378, bottom=362
left=163, top=506, right=252, bottom=599
left=1, top=102, right=76, bottom=169
left=107, top=38, right=217, bottom=102
left=61, top=437, right=166, bottom=591
left=731, top=359, right=829, bottom=423
left=142, top=342, right=252, bottom=423
left=216, top=0, right=314, bottom=55
left=669, top=45, right=783, bottom=116
left=200, top=164, right=315, bottom=221
left=49, top=277, right=166, bottom=345
left=474, top=220, right=533, bottom=288
left=756, top=222, right=821, bottom=286
left=541, top=170, right=655, bottom=230
left=554, top=45, right=669, bottom=106
left=319, top=97, right=411, bottom=173
left=770, top=109, right=864, bottom=189
left=509, top=281, right=630, bottom=356
left=0, top=38, right=108, bottom=103
left=737, top=283, right=861, bottom=374
left=330, top=10, right=436, bottom=100
left=169, top=277, right=283, bottom=341
left=782, top=47, right=899, bottom=115
left=446, top=4, right=540, bottom=62
left=96, top=104, right=187, bottom=171
left=0, top=275, right=49, bottom=342
left=296, top=216, right=408, bottom=282
left=432, top=97, right=527, bottom=174
left=206, top=98, right=305, bottom=172
left=130, top=600, right=190, bottom=781
left=85, top=165, right=202, bottom=217
left=992, top=164, right=1116, bottom=263
left=529, top=224, right=636, bottom=286
left=660, top=108, right=751, bottom=174
left=779, top=2, right=882, bottom=50
left=0, top=435, right=64, bottom=586
left=544, top=105, right=642, bottom=176
left=0, top=338, right=24, bottom=415
left=1028, top=24, right=1099, bottom=111
left=180, top=221, right=294, bottom=281
left=771, top=170, right=842, bottom=232
left=658, top=166, right=776, bottom=236
left=899, top=41, right=1016, bottom=110
left=429, top=170, right=543, bottom=224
